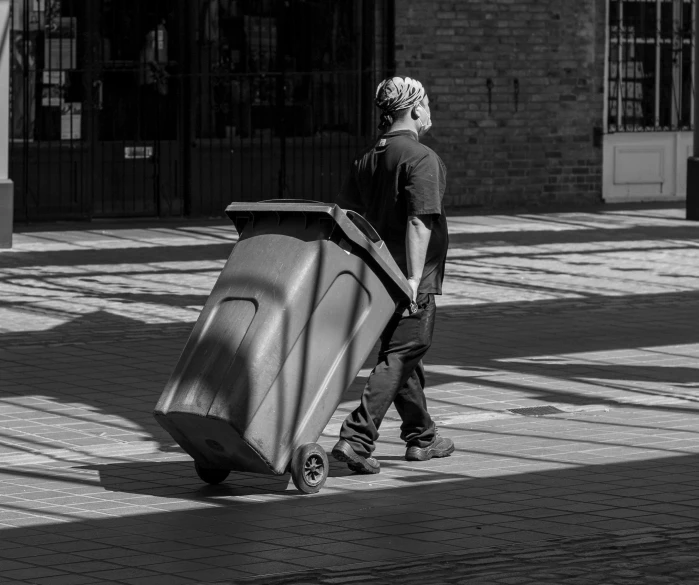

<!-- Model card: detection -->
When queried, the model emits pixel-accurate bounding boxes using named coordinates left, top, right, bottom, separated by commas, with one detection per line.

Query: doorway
left=88, top=0, right=184, bottom=216
left=9, top=0, right=393, bottom=220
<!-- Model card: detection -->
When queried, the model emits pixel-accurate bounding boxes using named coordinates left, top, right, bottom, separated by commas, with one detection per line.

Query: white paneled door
left=603, top=132, right=692, bottom=202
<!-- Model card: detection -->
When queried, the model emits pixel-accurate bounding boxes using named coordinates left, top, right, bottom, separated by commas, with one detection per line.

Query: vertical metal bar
left=224, top=0, right=232, bottom=211
left=138, top=3, right=144, bottom=216
left=270, top=3, right=276, bottom=199
left=69, top=0, right=76, bottom=210
left=216, top=14, right=223, bottom=214
left=655, top=0, right=661, bottom=126
left=287, top=1, right=293, bottom=198
left=76, top=0, right=84, bottom=215
left=61, top=0, right=66, bottom=210
left=197, top=1, right=203, bottom=212
left=64, top=3, right=71, bottom=210
left=329, top=5, right=336, bottom=201
left=239, top=78, right=243, bottom=202
left=155, top=0, right=161, bottom=213
left=301, top=71, right=306, bottom=201
left=319, top=71, right=324, bottom=198
left=344, top=4, right=356, bottom=201
left=11, top=0, right=29, bottom=222
left=691, top=0, right=696, bottom=129
left=681, top=0, right=688, bottom=128
left=603, top=0, right=610, bottom=133
left=137, top=7, right=143, bottom=217
left=637, top=0, right=645, bottom=125
left=356, top=0, right=363, bottom=140
left=616, top=0, right=623, bottom=129
left=153, top=0, right=160, bottom=216
left=36, top=0, right=42, bottom=216
left=257, top=14, right=262, bottom=197
left=56, top=0, right=61, bottom=212
left=289, top=2, right=295, bottom=198
left=386, top=0, right=395, bottom=76
left=181, top=0, right=193, bottom=216
left=673, top=0, right=681, bottom=127
left=20, top=0, right=31, bottom=220
left=695, top=0, right=699, bottom=153
left=290, top=74, right=296, bottom=199
left=333, top=2, right=342, bottom=202
left=99, top=0, right=106, bottom=215
left=624, top=0, right=631, bottom=129
left=248, top=74, right=253, bottom=203
left=311, top=72, right=315, bottom=197
left=276, top=0, right=285, bottom=198
left=102, top=1, right=108, bottom=216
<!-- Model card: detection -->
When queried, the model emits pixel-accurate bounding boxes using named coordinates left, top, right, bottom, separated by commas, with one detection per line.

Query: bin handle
left=345, top=210, right=382, bottom=244
left=257, top=199, right=382, bottom=244
left=260, top=199, right=324, bottom=205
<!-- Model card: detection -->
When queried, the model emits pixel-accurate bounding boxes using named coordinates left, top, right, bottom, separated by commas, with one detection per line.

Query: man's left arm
left=405, top=214, right=433, bottom=302
left=404, top=153, right=444, bottom=301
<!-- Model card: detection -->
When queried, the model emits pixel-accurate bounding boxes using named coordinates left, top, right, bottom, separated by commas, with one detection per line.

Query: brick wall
left=394, top=0, right=606, bottom=208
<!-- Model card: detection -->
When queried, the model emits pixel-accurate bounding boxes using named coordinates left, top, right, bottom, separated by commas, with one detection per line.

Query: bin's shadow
left=81, top=454, right=434, bottom=498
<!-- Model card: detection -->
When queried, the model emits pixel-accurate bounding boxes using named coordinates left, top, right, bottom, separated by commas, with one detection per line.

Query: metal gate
left=607, top=0, right=694, bottom=133
left=603, top=0, right=695, bottom=202
left=9, top=0, right=393, bottom=221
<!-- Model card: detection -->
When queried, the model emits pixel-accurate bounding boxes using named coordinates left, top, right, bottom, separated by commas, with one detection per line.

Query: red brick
left=395, top=0, right=605, bottom=208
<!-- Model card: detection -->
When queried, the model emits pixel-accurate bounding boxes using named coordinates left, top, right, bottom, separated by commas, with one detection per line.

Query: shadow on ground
left=1, top=208, right=699, bottom=580
left=0, top=290, right=698, bottom=465
left=1, top=452, right=699, bottom=582
left=0, top=236, right=699, bottom=460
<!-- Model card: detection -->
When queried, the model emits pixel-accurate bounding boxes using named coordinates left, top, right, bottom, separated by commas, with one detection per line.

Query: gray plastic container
left=153, top=200, right=411, bottom=493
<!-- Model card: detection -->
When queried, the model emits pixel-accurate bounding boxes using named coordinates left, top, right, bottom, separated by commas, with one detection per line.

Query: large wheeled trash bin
left=153, top=200, right=412, bottom=494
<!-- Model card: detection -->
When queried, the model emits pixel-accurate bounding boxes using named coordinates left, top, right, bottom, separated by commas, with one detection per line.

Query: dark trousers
left=339, top=293, right=437, bottom=457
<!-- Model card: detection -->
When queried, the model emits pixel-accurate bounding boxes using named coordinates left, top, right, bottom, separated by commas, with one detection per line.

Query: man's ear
left=411, top=105, right=421, bottom=120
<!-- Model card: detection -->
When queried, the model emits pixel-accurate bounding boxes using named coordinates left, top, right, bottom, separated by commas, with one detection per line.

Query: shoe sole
left=331, top=443, right=380, bottom=474
left=405, top=442, right=455, bottom=462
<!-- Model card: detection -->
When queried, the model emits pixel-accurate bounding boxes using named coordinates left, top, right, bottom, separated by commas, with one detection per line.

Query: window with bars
left=607, top=0, right=695, bottom=132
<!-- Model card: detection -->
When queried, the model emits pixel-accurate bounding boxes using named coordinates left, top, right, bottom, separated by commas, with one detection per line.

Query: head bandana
left=375, top=76, right=426, bottom=131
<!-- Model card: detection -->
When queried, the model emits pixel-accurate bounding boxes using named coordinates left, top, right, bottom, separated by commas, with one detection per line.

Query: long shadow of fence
left=0, top=215, right=697, bottom=465
left=1, top=451, right=698, bottom=582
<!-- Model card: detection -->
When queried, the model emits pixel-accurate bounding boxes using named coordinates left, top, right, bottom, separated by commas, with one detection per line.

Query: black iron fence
left=608, top=0, right=695, bottom=133
left=9, top=0, right=392, bottom=221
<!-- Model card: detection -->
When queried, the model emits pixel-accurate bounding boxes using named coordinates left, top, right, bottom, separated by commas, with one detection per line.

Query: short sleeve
left=335, top=163, right=364, bottom=213
left=405, top=153, right=445, bottom=216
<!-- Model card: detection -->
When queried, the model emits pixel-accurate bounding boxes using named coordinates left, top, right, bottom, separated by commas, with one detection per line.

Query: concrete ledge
left=0, top=179, right=13, bottom=248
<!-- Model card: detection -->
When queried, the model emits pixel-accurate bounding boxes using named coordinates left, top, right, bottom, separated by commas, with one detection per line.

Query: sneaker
left=331, top=439, right=380, bottom=474
left=405, top=433, right=455, bottom=461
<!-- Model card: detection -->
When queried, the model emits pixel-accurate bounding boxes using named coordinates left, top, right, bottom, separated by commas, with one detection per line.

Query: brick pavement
left=0, top=205, right=698, bottom=584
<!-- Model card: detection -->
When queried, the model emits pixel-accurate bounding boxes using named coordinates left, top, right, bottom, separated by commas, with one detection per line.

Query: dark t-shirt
left=336, top=130, right=448, bottom=294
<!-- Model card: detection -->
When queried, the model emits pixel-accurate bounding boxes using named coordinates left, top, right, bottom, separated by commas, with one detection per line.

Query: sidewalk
left=0, top=204, right=698, bottom=584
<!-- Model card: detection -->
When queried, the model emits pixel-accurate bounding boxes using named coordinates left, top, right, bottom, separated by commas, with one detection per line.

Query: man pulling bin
left=332, top=76, right=455, bottom=474
left=153, top=76, right=452, bottom=493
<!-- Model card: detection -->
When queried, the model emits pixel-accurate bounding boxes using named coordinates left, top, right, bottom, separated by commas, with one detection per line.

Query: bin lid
left=225, top=200, right=412, bottom=304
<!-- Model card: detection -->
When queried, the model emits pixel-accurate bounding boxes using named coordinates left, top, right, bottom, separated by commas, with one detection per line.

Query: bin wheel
left=194, top=462, right=230, bottom=485
left=290, top=443, right=328, bottom=494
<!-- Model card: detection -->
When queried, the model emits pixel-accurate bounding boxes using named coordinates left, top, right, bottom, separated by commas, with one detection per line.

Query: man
left=331, top=76, right=454, bottom=474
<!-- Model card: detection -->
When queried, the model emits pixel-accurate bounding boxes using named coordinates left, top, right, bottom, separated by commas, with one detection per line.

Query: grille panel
left=508, top=406, right=565, bottom=416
